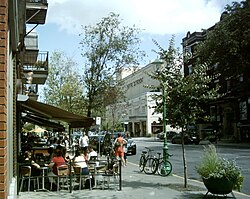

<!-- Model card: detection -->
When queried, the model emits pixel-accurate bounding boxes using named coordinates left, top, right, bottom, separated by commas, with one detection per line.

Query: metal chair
left=19, top=166, right=39, bottom=192
left=73, top=166, right=92, bottom=190
left=101, top=162, right=119, bottom=190
left=56, top=165, right=70, bottom=191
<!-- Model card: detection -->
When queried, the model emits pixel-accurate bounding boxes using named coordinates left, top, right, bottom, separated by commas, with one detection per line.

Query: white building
left=106, top=59, right=177, bottom=137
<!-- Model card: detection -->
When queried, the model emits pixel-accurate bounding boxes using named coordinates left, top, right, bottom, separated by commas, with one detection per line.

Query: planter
left=203, top=177, right=235, bottom=195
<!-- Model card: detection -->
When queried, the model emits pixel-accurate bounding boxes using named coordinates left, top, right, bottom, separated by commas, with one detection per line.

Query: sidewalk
left=17, top=162, right=250, bottom=199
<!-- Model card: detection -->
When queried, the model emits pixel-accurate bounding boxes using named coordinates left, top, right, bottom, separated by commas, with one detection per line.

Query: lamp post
left=161, top=86, right=170, bottom=175
left=152, top=58, right=170, bottom=175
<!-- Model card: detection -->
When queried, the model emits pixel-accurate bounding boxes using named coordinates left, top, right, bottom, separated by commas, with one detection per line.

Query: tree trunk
left=181, top=128, right=187, bottom=188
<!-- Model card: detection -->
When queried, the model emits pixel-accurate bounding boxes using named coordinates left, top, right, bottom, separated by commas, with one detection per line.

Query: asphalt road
left=127, top=138, right=250, bottom=195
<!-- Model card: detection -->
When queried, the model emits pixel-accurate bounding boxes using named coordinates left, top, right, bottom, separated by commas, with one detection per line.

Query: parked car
left=171, top=134, right=194, bottom=144
left=126, top=139, right=136, bottom=155
left=157, top=131, right=179, bottom=140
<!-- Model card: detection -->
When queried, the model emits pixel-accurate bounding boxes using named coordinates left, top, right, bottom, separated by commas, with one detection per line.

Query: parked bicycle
left=139, top=147, right=156, bottom=174
left=153, top=152, right=173, bottom=176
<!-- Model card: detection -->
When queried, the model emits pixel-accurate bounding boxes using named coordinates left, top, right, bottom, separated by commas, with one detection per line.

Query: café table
left=36, top=166, right=49, bottom=191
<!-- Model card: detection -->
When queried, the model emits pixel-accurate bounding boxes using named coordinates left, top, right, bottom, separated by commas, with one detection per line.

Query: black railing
left=26, top=0, right=48, bottom=4
left=23, top=51, right=48, bottom=71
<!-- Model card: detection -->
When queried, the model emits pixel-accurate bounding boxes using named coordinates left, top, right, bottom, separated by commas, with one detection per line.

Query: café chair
left=101, top=161, right=119, bottom=190
left=19, top=166, right=39, bottom=192
left=73, top=166, right=92, bottom=190
left=88, top=161, right=108, bottom=188
left=56, top=165, right=69, bottom=191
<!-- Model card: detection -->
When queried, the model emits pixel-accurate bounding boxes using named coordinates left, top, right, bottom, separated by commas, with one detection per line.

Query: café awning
left=18, top=95, right=94, bottom=128
left=22, top=114, right=65, bottom=131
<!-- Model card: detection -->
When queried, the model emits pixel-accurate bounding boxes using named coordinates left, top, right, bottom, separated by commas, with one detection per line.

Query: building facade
left=2, top=1, right=48, bottom=198
left=182, top=13, right=250, bottom=142
left=106, top=60, right=178, bottom=137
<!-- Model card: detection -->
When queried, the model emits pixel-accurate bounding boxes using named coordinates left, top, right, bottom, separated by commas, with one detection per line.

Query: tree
left=149, top=36, right=219, bottom=188
left=197, top=1, right=250, bottom=79
left=79, top=12, right=145, bottom=117
left=43, top=51, right=87, bottom=115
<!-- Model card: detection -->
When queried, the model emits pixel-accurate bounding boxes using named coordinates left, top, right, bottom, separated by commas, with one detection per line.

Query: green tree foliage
left=79, top=12, right=145, bottom=117
left=43, top=51, right=87, bottom=115
left=150, top=37, right=219, bottom=128
left=196, top=1, right=250, bottom=78
left=149, top=36, right=219, bottom=188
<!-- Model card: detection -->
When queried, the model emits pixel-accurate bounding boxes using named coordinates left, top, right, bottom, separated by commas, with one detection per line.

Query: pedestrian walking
left=114, top=133, right=127, bottom=166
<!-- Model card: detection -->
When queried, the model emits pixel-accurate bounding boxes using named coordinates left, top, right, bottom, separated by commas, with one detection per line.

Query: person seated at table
left=47, top=146, right=68, bottom=183
left=73, top=149, right=89, bottom=175
left=21, top=151, right=41, bottom=176
left=88, top=145, right=98, bottom=161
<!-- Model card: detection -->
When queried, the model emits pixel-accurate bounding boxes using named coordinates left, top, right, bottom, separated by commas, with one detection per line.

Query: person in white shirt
left=73, top=149, right=89, bottom=175
left=80, top=132, right=89, bottom=151
left=88, top=145, right=98, bottom=160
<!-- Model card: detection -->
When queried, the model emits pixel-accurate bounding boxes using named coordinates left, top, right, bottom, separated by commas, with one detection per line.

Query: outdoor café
left=17, top=97, right=122, bottom=194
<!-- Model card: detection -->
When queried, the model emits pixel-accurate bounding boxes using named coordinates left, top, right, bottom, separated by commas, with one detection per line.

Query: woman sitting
left=73, top=149, right=89, bottom=175
left=21, top=151, right=40, bottom=176
left=48, top=146, right=68, bottom=183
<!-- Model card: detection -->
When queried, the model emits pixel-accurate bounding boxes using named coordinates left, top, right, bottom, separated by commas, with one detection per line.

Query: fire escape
left=20, top=0, right=49, bottom=100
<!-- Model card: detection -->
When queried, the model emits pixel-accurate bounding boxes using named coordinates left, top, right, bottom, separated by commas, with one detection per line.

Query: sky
left=34, top=0, right=239, bottom=66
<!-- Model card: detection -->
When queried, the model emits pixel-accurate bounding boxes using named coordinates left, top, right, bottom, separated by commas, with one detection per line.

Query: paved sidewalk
left=17, top=161, right=250, bottom=199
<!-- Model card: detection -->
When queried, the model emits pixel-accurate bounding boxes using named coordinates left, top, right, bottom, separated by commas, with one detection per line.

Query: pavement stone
left=17, top=160, right=250, bottom=199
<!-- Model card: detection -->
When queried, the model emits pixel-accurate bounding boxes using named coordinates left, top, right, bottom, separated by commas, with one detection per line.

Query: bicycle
left=153, top=152, right=173, bottom=176
left=139, top=147, right=156, bottom=174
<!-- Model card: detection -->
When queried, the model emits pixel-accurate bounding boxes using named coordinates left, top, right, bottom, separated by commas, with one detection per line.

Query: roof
left=19, top=98, right=94, bottom=128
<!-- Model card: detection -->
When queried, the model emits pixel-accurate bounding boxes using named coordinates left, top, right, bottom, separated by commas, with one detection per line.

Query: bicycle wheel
left=157, top=160, right=172, bottom=176
left=139, top=155, right=145, bottom=172
left=144, top=157, right=157, bottom=175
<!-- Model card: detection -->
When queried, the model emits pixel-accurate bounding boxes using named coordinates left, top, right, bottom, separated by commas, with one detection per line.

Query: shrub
left=196, top=145, right=244, bottom=191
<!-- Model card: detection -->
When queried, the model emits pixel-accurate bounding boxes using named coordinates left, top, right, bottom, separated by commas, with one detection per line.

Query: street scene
left=3, top=0, right=250, bottom=199
left=17, top=136, right=250, bottom=199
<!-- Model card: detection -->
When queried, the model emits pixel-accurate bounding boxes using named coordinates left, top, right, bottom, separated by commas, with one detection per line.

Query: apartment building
left=182, top=12, right=250, bottom=142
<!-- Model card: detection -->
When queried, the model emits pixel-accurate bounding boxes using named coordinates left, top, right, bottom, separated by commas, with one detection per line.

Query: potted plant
left=196, top=145, right=244, bottom=196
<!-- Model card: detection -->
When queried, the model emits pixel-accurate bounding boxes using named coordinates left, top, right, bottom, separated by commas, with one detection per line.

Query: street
left=128, top=138, right=250, bottom=195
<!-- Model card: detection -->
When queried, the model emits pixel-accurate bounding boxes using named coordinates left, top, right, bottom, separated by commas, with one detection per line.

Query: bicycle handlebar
left=156, top=152, right=173, bottom=158
left=145, top=147, right=154, bottom=152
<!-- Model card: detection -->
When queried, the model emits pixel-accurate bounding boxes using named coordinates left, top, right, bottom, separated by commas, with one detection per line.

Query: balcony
left=24, top=31, right=39, bottom=65
left=26, top=0, right=48, bottom=24
left=23, top=51, right=49, bottom=85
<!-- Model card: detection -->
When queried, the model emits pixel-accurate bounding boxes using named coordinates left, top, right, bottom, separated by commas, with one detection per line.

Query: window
left=188, top=65, right=193, bottom=74
left=210, top=106, right=216, bottom=122
left=239, top=101, right=247, bottom=120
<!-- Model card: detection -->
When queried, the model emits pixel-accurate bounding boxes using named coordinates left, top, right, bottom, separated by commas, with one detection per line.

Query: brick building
left=1, top=1, right=48, bottom=198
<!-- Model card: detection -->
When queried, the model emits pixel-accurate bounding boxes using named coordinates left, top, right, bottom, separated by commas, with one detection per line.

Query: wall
left=0, top=0, right=9, bottom=198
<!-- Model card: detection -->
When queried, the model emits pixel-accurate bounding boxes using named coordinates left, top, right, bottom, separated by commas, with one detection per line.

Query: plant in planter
left=196, top=145, right=244, bottom=196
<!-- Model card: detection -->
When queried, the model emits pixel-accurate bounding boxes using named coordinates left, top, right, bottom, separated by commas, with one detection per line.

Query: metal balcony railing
left=26, top=0, right=48, bottom=4
left=23, top=51, right=48, bottom=71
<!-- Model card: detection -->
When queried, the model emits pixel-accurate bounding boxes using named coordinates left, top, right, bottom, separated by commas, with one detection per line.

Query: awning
left=18, top=96, right=94, bottom=128
left=22, top=114, right=65, bottom=131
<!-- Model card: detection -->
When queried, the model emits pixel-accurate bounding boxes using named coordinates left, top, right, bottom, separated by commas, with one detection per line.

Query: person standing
left=80, top=132, right=89, bottom=151
left=114, top=133, right=127, bottom=166
left=123, top=140, right=128, bottom=166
